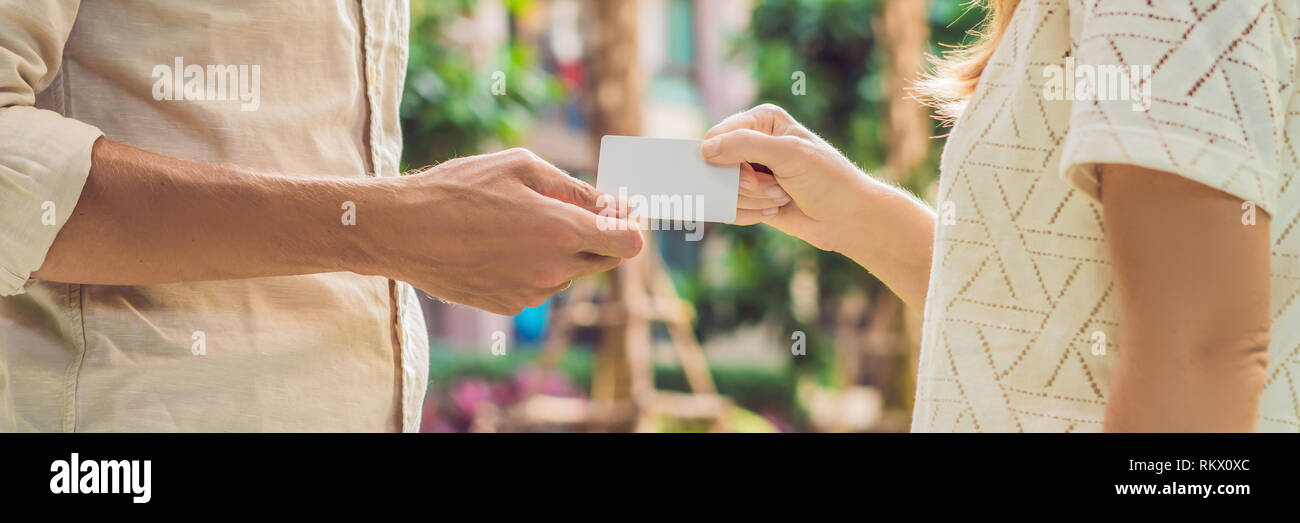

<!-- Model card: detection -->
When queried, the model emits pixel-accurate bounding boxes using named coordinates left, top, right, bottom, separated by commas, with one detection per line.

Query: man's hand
left=363, top=149, right=643, bottom=315
left=36, top=141, right=641, bottom=316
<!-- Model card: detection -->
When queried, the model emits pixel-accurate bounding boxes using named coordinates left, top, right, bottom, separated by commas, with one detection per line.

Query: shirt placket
left=364, top=0, right=426, bottom=433
left=359, top=0, right=414, bottom=433
left=360, top=0, right=383, bottom=177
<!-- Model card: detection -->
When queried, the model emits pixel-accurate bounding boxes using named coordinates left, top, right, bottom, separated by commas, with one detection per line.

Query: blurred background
left=404, top=0, right=985, bottom=432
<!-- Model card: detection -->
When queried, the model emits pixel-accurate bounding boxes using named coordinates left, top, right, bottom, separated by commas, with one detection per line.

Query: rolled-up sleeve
left=1058, top=1, right=1287, bottom=216
left=0, top=0, right=103, bottom=295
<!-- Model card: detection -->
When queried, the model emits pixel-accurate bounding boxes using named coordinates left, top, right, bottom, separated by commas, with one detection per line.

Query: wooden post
left=876, top=0, right=931, bottom=421
left=588, top=0, right=643, bottom=137
left=586, top=0, right=645, bottom=432
left=878, top=0, right=932, bottom=181
left=525, top=0, right=726, bottom=433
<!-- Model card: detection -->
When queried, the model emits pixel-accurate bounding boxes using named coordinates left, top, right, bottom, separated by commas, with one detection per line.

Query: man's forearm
left=33, top=138, right=385, bottom=285
left=32, top=140, right=642, bottom=315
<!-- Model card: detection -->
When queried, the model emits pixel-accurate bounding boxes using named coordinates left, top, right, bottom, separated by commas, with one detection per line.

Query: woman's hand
left=700, top=104, right=874, bottom=252
left=699, top=104, right=937, bottom=307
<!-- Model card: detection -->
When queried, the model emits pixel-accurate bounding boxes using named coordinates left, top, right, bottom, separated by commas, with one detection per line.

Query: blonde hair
left=915, top=0, right=1021, bottom=124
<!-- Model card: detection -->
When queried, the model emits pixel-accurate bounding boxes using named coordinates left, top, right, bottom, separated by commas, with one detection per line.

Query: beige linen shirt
left=0, top=0, right=429, bottom=432
left=913, top=0, right=1299, bottom=432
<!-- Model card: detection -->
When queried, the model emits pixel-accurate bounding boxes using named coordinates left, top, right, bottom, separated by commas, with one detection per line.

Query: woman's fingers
left=738, top=195, right=787, bottom=211
left=704, top=105, right=817, bottom=228
left=740, top=166, right=788, bottom=201
left=701, top=129, right=810, bottom=178
left=730, top=209, right=774, bottom=226
left=737, top=162, right=791, bottom=218
left=705, top=104, right=794, bottom=139
left=705, top=107, right=765, bottom=140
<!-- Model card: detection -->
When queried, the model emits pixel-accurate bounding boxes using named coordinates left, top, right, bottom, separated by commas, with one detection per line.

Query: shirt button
left=367, top=64, right=377, bottom=85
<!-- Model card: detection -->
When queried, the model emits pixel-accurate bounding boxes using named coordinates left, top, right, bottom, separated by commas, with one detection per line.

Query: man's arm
left=36, top=139, right=643, bottom=316
left=1, top=0, right=639, bottom=315
left=35, top=138, right=372, bottom=284
left=1100, top=164, right=1270, bottom=432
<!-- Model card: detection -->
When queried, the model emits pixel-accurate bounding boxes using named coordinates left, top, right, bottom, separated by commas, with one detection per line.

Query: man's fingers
left=484, top=300, right=523, bottom=316
left=567, top=253, right=622, bottom=279
left=594, top=191, right=633, bottom=219
left=701, top=129, right=808, bottom=176
left=557, top=201, right=643, bottom=259
left=581, top=220, right=643, bottom=259
left=442, top=290, right=521, bottom=316
left=520, top=154, right=607, bottom=214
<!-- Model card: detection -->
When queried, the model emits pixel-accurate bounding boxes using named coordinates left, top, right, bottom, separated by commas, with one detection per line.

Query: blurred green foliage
left=748, top=0, right=884, bottom=167
left=400, top=0, right=561, bottom=169
left=683, top=0, right=984, bottom=386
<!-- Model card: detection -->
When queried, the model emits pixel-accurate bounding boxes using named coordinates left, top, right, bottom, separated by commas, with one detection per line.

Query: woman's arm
left=1100, top=164, right=1271, bottom=432
left=701, top=104, right=936, bottom=307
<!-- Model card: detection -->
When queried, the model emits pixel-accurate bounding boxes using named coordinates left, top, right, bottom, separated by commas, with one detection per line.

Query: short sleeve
left=0, top=0, right=102, bottom=296
left=1059, top=0, right=1293, bottom=214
